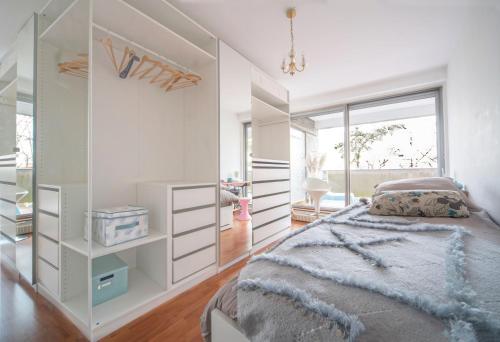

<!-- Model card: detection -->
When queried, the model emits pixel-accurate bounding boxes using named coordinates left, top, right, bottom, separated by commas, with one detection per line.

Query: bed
left=202, top=178, right=500, bottom=342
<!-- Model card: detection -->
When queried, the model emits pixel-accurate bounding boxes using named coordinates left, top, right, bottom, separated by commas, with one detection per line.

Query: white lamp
left=303, top=177, right=330, bottom=217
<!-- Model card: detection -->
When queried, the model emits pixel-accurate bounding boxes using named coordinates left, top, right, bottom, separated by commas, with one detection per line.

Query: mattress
left=202, top=204, right=500, bottom=341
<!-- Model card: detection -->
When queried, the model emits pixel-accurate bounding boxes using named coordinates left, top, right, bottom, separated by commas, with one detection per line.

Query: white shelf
left=61, top=229, right=167, bottom=258
left=252, top=96, right=289, bottom=122
left=61, top=237, right=89, bottom=257
left=0, top=78, right=16, bottom=99
left=92, top=268, right=166, bottom=328
left=62, top=293, right=89, bottom=327
left=93, top=0, right=215, bottom=71
left=124, top=0, right=216, bottom=57
left=39, top=0, right=89, bottom=53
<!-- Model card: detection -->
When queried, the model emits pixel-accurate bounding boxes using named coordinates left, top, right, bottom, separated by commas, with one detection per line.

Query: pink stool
left=237, top=197, right=251, bottom=221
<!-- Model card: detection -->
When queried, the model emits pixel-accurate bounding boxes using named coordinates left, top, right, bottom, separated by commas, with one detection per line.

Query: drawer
left=0, top=198, right=16, bottom=220
left=173, top=245, right=215, bottom=283
left=253, top=181, right=290, bottom=197
left=253, top=216, right=290, bottom=244
left=253, top=168, right=289, bottom=182
left=38, top=258, right=59, bottom=296
left=173, top=225, right=216, bottom=259
left=253, top=192, right=290, bottom=213
left=39, top=188, right=59, bottom=215
left=173, top=186, right=215, bottom=211
left=38, top=211, right=59, bottom=241
left=39, top=234, right=59, bottom=268
left=252, top=204, right=290, bottom=228
left=173, top=206, right=215, bottom=235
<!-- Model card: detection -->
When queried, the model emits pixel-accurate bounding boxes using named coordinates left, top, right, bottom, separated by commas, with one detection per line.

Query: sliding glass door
left=348, top=92, right=440, bottom=199
left=290, top=89, right=443, bottom=210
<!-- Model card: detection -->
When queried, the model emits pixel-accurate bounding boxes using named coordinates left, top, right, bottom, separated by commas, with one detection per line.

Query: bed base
left=211, top=309, right=250, bottom=342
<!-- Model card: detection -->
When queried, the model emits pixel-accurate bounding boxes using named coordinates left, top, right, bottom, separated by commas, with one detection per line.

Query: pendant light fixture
left=281, top=7, right=306, bottom=76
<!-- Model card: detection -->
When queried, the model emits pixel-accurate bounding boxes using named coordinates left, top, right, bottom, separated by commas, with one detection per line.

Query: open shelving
left=124, top=0, right=217, bottom=57
left=61, top=228, right=167, bottom=258
left=39, top=0, right=88, bottom=52
left=92, top=267, right=166, bottom=328
left=251, top=95, right=289, bottom=122
left=93, top=0, right=216, bottom=71
left=37, top=0, right=218, bottom=339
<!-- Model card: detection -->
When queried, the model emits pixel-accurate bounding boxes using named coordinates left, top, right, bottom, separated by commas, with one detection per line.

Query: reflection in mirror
left=15, top=15, right=36, bottom=284
left=219, top=42, right=252, bottom=266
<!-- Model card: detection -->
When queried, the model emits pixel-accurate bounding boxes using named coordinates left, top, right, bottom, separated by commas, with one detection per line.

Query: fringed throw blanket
left=237, top=203, right=500, bottom=341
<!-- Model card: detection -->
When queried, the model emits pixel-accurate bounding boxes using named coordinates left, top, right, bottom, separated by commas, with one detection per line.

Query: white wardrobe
left=36, top=0, right=289, bottom=340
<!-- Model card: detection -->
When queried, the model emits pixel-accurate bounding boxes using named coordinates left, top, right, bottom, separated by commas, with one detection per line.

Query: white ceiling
left=0, top=0, right=46, bottom=59
left=170, top=0, right=499, bottom=111
left=1, top=0, right=498, bottom=112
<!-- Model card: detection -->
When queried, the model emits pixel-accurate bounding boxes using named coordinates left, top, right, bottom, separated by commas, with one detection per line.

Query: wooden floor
left=0, top=258, right=86, bottom=341
left=0, top=221, right=306, bottom=341
left=219, top=214, right=252, bottom=266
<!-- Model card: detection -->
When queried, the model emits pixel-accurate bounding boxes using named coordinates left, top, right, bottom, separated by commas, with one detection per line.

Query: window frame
left=291, top=87, right=445, bottom=208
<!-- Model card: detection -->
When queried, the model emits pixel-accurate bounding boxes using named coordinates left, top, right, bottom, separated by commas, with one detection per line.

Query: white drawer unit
left=252, top=204, right=291, bottom=228
left=173, top=225, right=216, bottom=260
left=253, top=216, right=291, bottom=245
left=252, top=168, right=290, bottom=182
left=253, top=192, right=290, bottom=213
left=173, top=186, right=215, bottom=211
left=253, top=180, right=290, bottom=197
left=173, top=206, right=216, bottom=235
left=38, top=186, right=60, bottom=215
left=39, top=234, right=59, bottom=268
left=38, top=257, right=59, bottom=296
left=251, top=159, right=291, bottom=248
left=173, top=245, right=216, bottom=283
left=38, top=211, right=59, bottom=241
left=137, top=182, right=217, bottom=287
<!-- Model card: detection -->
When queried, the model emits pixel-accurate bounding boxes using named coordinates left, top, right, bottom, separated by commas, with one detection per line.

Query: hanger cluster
left=99, top=37, right=201, bottom=92
left=58, top=54, right=88, bottom=78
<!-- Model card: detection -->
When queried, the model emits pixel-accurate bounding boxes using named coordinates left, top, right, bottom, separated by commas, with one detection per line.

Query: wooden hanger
left=99, top=36, right=202, bottom=93
left=58, top=54, right=88, bottom=78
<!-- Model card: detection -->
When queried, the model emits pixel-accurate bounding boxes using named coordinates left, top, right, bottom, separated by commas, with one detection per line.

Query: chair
left=303, top=177, right=330, bottom=216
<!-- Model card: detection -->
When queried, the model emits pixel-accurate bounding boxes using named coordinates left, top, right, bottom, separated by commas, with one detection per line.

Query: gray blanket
left=237, top=204, right=500, bottom=341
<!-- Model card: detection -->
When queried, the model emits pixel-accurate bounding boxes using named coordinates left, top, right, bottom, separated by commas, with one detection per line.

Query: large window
left=290, top=89, right=443, bottom=210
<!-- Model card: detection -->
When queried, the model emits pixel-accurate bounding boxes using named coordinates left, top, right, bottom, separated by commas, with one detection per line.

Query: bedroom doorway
left=290, top=88, right=444, bottom=211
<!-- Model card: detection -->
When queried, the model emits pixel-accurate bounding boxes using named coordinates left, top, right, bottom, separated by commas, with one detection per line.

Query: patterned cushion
left=369, top=190, right=470, bottom=217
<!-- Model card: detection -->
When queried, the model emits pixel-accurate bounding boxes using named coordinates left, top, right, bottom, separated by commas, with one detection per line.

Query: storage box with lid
left=85, top=206, right=148, bottom=246
left=92, top=254, right=128, bottom=306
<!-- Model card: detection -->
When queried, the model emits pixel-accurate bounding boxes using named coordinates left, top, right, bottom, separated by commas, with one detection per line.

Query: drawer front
left=173, top=206, right=215, bottom=235
left=39, top=257, right=59, bottom=296
left=0, top=198, right=16, bottom=221
left=253, top=181, right=290, bottom=197
left=39, top=234, right=59, bottom=268
left=173, top=245, right=216, bottom=283
left=38, top=211, right=59, bottom=241
left=253, top=216, right=290, bottom=244
left=173, top=186, right=215, bottom=211
left=39, top=188, right=59, bottom=215
left=252, top=168, right=289, bottom=182
left=173, top=225, right=216, bottom=259
left=252, top=204, right=290, bottom=228
left=253, top=192, right=290, bottom=213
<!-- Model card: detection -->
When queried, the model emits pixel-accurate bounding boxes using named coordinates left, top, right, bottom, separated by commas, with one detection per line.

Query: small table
left=237, top=197, right=251, bottom=221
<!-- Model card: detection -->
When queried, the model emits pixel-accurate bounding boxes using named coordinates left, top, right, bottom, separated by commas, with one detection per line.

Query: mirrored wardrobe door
left=218, top=41, right=252, bottom=267
left=15, top=14, right=37, bottom=284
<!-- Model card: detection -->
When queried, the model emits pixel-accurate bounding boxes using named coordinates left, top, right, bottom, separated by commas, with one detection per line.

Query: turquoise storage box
left=92, top=254, right=128, bottom=306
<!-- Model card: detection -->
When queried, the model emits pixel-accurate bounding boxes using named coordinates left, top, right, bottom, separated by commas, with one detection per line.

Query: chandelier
left=281, top=7, right=306, bottom=76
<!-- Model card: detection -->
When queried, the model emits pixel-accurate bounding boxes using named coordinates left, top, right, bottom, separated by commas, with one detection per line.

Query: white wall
left=447, top=8, right=500, bottom=223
